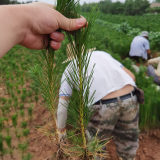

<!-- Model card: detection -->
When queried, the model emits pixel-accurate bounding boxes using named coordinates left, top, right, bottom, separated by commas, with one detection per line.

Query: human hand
left=20, top=2, right=87, bottom=50
left=57, top=128, right=66, bottom=143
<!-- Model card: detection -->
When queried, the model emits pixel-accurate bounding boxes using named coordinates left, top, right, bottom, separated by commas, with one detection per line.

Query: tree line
left=81, top=0, right=152, bottom=16
left=0, top=0, right=34, bottom=5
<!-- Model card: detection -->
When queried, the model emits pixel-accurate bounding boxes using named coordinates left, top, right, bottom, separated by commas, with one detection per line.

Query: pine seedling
left=34, top=95, right=38, bottom=104
left=13, top=101, right=18, bottom=111
left=17, top=89, right=21, bottom=95
left=0, top=118, right=4, bottom=131
left=22, top=153, right=32, bottom=160
left=22, top=88, right=27, bottom=94
left=18, top=142, right=28, bottom=156
left=57, top=2, right=109, bottom=159
left=4, top=104, right=10, bottom=117
left=21, top=121, right=27, bottom=129
left=5, top=135, right=14, bottom=159
left=6, top=128, right=10, bottom=136
left=1, top=98, right=7, bottom=105
left=15, top=129, right=21, bottom=142
left=8, top=98, right=12, bottom=106
left=11, top=91, right=15, bottom=98
left=27, top=90, right=33, bottom=98
left=0, top=134, right=4, bottom=160
left=5, top=135, right=12, bottom=149
left=20, top=103, right=24, bottom=110
left=30, top=0, right=107, bottom=159
left=11, top=114, right=18, bottom=128
left=19, top=110, right=25, bottom=120
left=28, top=106, right=33, bottom=121
left=1, top=107, right=6, bottom=116
left=21, top=94, right=27, bottom=102
left=59, top=5, right=103, bottom=160
left=23, top=129, right=30, bottom=139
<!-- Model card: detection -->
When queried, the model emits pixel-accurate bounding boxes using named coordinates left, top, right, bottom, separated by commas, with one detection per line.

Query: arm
left=57, top=96, right=69, bottom=129
left=0, top=2, right=86, bottom=58
left=122, top=66, right=136, bottom=82
left=57, top=68, right=72, bottom=141
left=57, top=97, right=69, bottom=142
left=147, top=49, right=151, bottom=59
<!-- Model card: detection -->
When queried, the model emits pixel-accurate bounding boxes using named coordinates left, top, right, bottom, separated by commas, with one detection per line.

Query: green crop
left=23, top=129, right=30, bottom=138
left=21, top=121, right=27, bottom=129
left=5, top=136, right=12, bottom=149
left=18, top=142, right=28, bottom=155
left=11, top=114, right=18, bottom=128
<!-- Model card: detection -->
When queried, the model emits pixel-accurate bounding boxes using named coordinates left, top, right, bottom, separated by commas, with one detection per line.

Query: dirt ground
left=1, top=87, right=160, bottom=160
left=26, top=104, right=160, bottom=160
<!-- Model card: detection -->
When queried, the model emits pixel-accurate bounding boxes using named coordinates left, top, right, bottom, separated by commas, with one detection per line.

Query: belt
left=94, top=90, right=136, bottom=105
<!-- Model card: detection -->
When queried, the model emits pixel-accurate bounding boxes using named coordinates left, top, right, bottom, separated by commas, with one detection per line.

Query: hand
left=20, top=2, right=87, bottom=50
left=57, top=128, right=66, bottom=143
left=0, top=2, right=87, bottom=58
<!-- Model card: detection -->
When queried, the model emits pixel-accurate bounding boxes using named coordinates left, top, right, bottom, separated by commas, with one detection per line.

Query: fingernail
left=77, top=17, right=86, bottom=27
left=52, top=32, right=59, bottom=38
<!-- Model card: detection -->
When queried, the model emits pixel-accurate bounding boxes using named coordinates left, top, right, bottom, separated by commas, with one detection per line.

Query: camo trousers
left=87, top=94, right=139, bottom=160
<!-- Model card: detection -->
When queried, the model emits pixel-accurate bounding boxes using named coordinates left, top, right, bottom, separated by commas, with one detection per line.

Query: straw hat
left=148, top=57, right=160, bottom=77
left=63, top=42, right=96, bottom=63
left=155, top=62, right=160, bottom=77
left=148, top=57, right=160, bottom=65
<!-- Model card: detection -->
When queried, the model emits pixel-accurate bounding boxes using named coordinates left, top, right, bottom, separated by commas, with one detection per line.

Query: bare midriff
left=102, top=84, right=134, bottom=100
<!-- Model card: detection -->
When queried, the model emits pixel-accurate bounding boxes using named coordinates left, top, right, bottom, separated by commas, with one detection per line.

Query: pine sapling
left=0, top=134, right=4, bottom=160
left=12, top=114, right=18, bottom=128
left=22, top=153, right=32, bottom=160
left=5, top=135, right=14, bottom=159
left=18, top=142, right=28, bottom=156
left=23, top=129, right=30, bottom=139
left=15, top=129, right=21, bottom=142
left=19, top=110, right=25, bottom=120
left=21, top=121, right=27, bottom=129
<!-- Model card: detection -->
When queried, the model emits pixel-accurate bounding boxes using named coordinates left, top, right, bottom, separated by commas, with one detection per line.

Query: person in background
left=147, top=57, right=160, bottom=86
left=57, top=50, right=139, bottom=160
left=0, top=2, right=86, bottom=58
left=129, top=31, right=151, bottom=61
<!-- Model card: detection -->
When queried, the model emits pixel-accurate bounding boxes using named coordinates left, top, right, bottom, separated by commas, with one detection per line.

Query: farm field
left=1, top=12, right=160, bottom=160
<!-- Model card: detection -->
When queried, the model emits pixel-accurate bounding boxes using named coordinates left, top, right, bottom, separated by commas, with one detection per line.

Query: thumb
left=57, top=15, right=87, bottom=31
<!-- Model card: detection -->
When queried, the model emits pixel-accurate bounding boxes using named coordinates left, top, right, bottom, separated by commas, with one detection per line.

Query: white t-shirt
left=59, top=51, right=136, bottom=105
left=129, top=36, right=150, bottom=60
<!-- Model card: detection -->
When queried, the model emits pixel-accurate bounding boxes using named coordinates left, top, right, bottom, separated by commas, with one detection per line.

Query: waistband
left=94, top=90, right=136, bottom=105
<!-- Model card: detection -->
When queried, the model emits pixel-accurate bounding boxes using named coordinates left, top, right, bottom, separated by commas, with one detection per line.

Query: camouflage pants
left=87, top=94, right=139, bottom=160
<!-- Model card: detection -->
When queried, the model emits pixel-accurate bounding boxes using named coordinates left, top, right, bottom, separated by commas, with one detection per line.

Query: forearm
left=0, top=5, right=28, bottom=58
left=57, top=98, right=68, bottom=129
